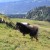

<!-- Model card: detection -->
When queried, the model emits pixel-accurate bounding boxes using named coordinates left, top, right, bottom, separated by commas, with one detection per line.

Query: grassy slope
left=0, top=18, right=50, bottom=50
left=0, top=14, right=11, bottom=23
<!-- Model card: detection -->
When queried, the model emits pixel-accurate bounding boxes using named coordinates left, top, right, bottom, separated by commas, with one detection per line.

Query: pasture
left=0, top=18, right=50, bottom=50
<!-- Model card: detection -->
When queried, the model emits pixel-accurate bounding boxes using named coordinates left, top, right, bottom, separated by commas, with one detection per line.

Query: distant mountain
left=0, top=0, right=50, bottom=14
left=26, top=6, right=50, bottom=22
left=7, top=14, right=26, bottom=18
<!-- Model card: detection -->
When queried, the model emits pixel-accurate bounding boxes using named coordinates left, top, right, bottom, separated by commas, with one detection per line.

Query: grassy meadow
left=0, top=18, right=50, bottom=50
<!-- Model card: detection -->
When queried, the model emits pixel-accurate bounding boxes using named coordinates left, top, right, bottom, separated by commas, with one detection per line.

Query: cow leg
left=31, top=36, right=33, bottom=41
left=30, top=32, right=33, bottom=41
left=30, top=32, right=38, bottom=41
left=23, top=33, right=25, bottom=36
left=34, top=34, right=38, bottom=41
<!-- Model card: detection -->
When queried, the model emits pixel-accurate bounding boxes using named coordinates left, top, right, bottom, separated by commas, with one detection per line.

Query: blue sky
left=0, top=0, right=49, bottom=3
left=0, top=0, right=41, bottom=2
left=0, top=0, right=20, bottom=2
left=0, top=0, right=47, bottom=2
left=0, top=0, right=50, bottom=14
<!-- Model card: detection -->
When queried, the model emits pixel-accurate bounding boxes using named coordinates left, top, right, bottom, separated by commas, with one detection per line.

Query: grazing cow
left=16, top=22, right=38, bottom=41
left=21, top=22, right=30, bottom=25
left=15, top=22, right=30, bottom=30
left=0, top=18, right=5, bottom=23
left=0, top=18, right=2, bottom=23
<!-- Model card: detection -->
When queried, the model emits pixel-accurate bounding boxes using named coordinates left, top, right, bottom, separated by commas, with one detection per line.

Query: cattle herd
left=0, top=18, right=39, bottom=41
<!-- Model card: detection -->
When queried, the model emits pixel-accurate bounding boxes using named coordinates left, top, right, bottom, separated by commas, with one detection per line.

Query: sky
left=0, top=0, right=20, bottom=2
left=0, top=0, right=50, bottom=14
left=0, top=0, right=50, bottom=3
left=0, top=0, right=41, bottom=2
left=0, top=0, right=49, bottom=2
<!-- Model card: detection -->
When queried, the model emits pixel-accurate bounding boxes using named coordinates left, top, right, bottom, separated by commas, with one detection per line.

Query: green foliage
left=0, top=18, right=50, bottom=50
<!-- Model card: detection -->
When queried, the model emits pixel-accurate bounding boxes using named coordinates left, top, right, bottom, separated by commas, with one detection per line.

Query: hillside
left=0, top=18, right=50, bottom=50
left=26, top=6, right=50, bottom=22
left=0, top=14, right=10, bottom=22
left=0, top=14, right=15, bottom=29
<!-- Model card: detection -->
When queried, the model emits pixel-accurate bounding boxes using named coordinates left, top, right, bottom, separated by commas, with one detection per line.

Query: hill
left=0, top=14, right=10, bottom=22
left=26, top=6, right=50, bottom=22
left=0, top=14, right=15, bottom=29
left=0, top=18, right=50, bottom=50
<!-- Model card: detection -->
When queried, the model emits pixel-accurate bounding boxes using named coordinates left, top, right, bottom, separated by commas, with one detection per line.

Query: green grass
left=0, top=18, right=50, bottom=50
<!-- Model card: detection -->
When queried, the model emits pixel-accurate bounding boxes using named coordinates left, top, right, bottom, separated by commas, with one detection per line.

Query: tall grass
left=0, top=18, right=50, bottom=50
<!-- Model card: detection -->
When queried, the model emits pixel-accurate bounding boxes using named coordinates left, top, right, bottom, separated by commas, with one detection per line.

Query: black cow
left=21, top=22, right=30, bottom=25
left=0, top=18, right=5, bottom=23
left=16, top=22, right=38, bottom=41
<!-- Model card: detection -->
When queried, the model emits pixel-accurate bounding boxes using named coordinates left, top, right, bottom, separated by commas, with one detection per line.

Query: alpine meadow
left=0, top=0, right=50, bottom=50
left=0, top=16, right=50, bottom=50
